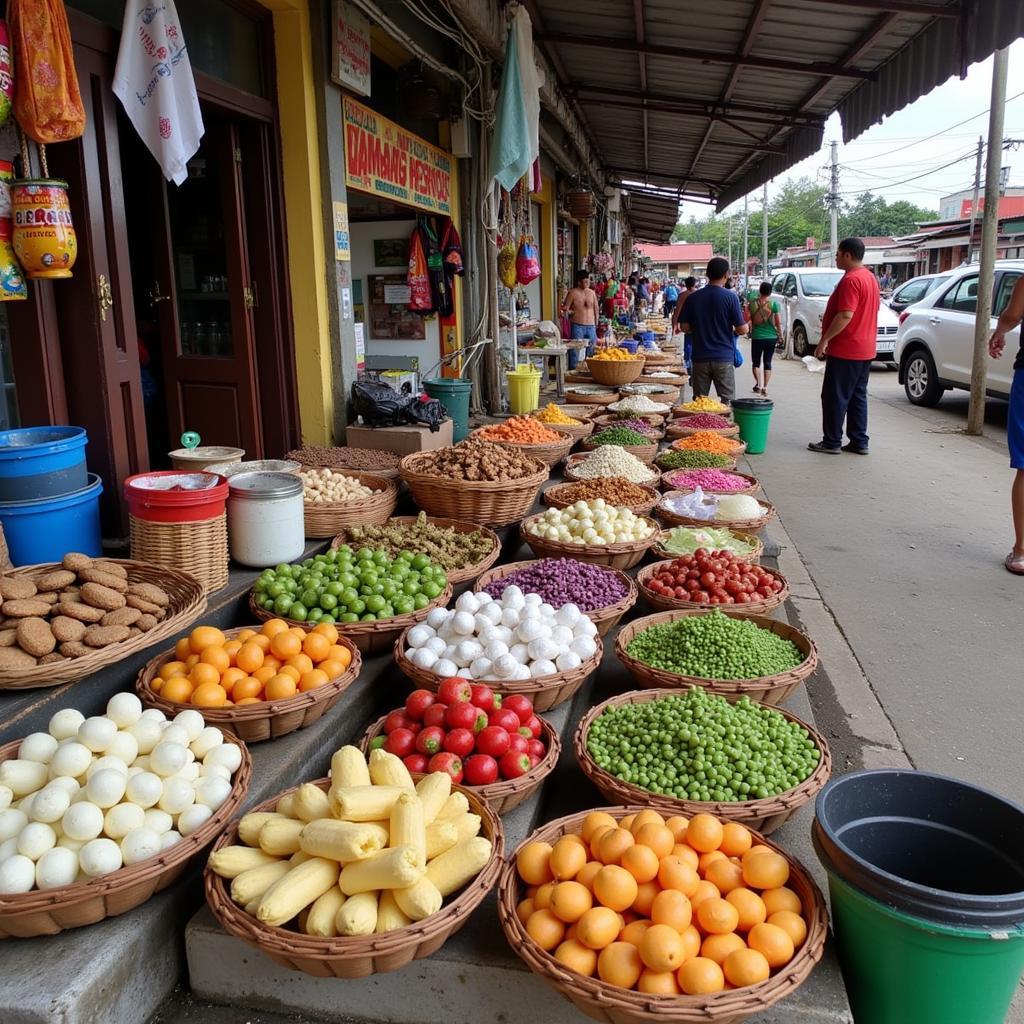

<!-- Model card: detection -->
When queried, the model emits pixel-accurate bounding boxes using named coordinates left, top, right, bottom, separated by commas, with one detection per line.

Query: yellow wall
left=532, top=174, right=556, bottom=322
left=581, top=220, right=590, bottom=262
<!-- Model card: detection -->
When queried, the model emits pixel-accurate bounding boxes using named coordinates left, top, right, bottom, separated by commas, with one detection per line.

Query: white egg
left=500, top=585, right=525, bottom=607
left=530, top=659, right=557, bottom=678
left=499, top=605, right=521, bottom=628
left=86, top=756, right=128, bottom=780
left=19, top=732, right=58, bottom=765
left=85, top=769, right=127, bottom=809
left=556, top=651, right=583, bottom=672
left=140, top=708, right=167, bottom=723
left=516, top=620, right=546, bottom=644
left=477, top=602, right=503, bottom=625
left=17, top=822, right=56, bottom=860
left=199, top=763, right=231, bottom=782
left=570, top=637, right=598, bottom=660
left=406, top=624, right=434, bottom=649
left=528, top=639, right=560, bottom=662
left=177, top=803, right=213, bottom=836
left=105, top=732, right=139, bottom=766
left=171, top=709, right=205, bottom=742
left=573, top=617, right=599, bottom=638
left=492, top=653, right=519, bottom=678
left=61, top=802, right=104, bottom=842
left=190, top=727, right=224, bottom=761
left=159, top=830, right=182, bottom=851
left=454, top=591, right=480, bottom=614
left=469, top=656, right=492, bottom=678
left=194, top=776, right=231, bottom=811
left=127, top=718, right=163, bottom=755
left=120, top=827, right=162, bottom=865
left=555, top=603, right=582, bottom=627
left=105, top=692, right=143, bottom=728
left=451, top=611, right=475, bottom=635
left=77, top=716, right=117, bottom=754
left=159, top=724, right=190, bottom=748
left=35, top=846, right=78, bottom=889
left=455, top=640, right=483, bottom=664
left=149, top=741, right=188, bottom=778
left=48, top=708, right=85, bottom=741
left=483, top=640, right=509, bottom=660
left=0, top=854, right=36, bottom=892
left=411, top=648, right=438, bottom=670
left=143, top=808, right=173, bottom=834
left=103, top=802, right=145, bottom=840
left=157, top=777, right=195, bottom=815
left=550, top=625, right=574, bottom=646
left=424, top=636, right=447, bottom=657
left=0, top=759, right=47, bottom=796
left=29, top=786, right=70, bottom=824
left=79, top=837, right=122, bottom=877
left=203, top=743, right=241, bottom=775
left=0, top=836, right=16, bottom=863
left=0, top=785, right=10, bottom=812
left=426, top=607, right=448, bottom=630
left=509, top=642, right=531, bottom=665
left=432, top=658, right=458, bottom=678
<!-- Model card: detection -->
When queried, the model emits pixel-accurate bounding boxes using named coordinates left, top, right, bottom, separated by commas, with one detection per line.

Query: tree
left=840, top=192, right=935, bottom=237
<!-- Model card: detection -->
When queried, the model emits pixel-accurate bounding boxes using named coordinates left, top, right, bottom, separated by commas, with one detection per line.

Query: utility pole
left=828, top=140, right=839, bottom=267
left=968, top=135, right=984, bottom=263
left=968, top=47, right=1009, bottom=437
left=762, top=181, right=769, bottom=281
left=727, top=217, right=733, bottom=273
left=742, top=193, right=749, bottom=291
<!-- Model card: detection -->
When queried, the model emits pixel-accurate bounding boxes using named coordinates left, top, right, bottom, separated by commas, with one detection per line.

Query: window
left=799, top=272, right=843, bottom=297
left=937, top=275, right=979, bottom=313
left=783, top=276, right=798, bottom=298
left=894, top=280, right=930, bottom=305
left=994, top=273, right=1022, bottom=316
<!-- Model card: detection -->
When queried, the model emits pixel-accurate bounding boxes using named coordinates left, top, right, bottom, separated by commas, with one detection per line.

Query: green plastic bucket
left=506, top=365, right=541, bottom=416
left=424, top=377, right=472, bottom=442
left=731, top=397, right=773, bottom=454
left=814, top=770, right=1024, bottom=1024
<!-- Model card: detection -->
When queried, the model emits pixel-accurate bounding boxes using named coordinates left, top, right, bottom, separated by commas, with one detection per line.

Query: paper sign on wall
left=354, top=322, right=365, bottom=372
left=333, top=200, right=351, bottom=261
left=332, top=1, right=371, bottom=96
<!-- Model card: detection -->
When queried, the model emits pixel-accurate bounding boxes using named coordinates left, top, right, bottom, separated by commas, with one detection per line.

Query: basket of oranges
left=135, top=620, right=361, bottom=743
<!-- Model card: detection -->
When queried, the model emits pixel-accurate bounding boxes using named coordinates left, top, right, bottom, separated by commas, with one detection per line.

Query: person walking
left=807, top=237, right=880, bottom=455
left=672, top=276, right=699, bottom=379
left=988, top=273, right=1024, bottom=574
left=560, top=269, right=599, bottom=370
left=748, top=281, right=782, bottom=396
left=678, top=257, right=747, bottom=404
left=663, top=279, right=680, bottom=322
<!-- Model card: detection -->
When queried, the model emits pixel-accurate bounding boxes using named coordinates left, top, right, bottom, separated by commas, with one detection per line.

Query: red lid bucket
left=124, top=471, right=229, bottom=523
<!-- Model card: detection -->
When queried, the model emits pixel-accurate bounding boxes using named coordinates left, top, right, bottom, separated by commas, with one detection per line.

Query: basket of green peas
left=614, top=608, right=818, bottom=705
left=574, top=687, right=832, bottom=834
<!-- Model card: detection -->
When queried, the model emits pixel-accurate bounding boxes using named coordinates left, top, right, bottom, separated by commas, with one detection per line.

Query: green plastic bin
left=731, top=397, right=773, bottom=454
left=424, top=377, right=472, bottom=442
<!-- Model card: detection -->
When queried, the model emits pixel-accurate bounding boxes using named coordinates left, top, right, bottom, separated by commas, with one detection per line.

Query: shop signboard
left=343, top=96, right=454, bottom=216
left=332, top=1, right=371, bottom=96
left=333, top=200, right=350, bottom=261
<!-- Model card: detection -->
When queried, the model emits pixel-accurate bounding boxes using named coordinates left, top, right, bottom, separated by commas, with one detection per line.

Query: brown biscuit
left=55, top=601, right=105, bottom=624
left=0, top=577, right=37, bottom=600
left=100, top=607, right=142, bottom=627
left=79, top=583, right=126, bottom=611
left=39, top=652, right=68, bottom=665
left=58, top=641, right=93, bottom=659
left=36, top=592, right=59, bottom=606
left=83, top=624, right=131, bottom=648
left=97, top=561, right=128, bottom=579
left=2, top=599, right=55, bottom=618
left=0, top=628, right=17, bottom=647
left=0, top=647, right=38, bottom=669
left=51, top=616, right=87, bottom=643
left=78, top=568, right=129, bottom=593
left=126, top=582, right=170, bottom=607
left=16, top=617, right=56, bottom=657
left=126, top=627, right=142, bottom=638
left=125, top=594, right=162, bottom=615
left=62, top=553, right=93, bottom=573
left=135, top=613, right=158, bottom=632
left=34, top=570, right=77, bottom=593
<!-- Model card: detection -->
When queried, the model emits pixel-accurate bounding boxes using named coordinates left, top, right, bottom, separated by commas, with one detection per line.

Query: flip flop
left=1004, top=553, right=1024, bottom=575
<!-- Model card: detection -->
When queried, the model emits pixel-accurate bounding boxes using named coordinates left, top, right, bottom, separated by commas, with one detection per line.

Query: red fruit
left=528, top=754, right=542, bottom=769
left=507, top=732, right=529, bottom=754
left=492, top=693, right=502, bottom=709
left=404, top=689, right=436, bottom=722
left=437, top=677, right=473, bottom=705
left=422, top=703, right=448, bottom=729
left=446, top=701, right=483, bottom=732
left=383, top=709, right=415, bottom=734
left=403, top=753, right=429, bottom=773
left=501, top=694, right=534, bottom=724
left=475, top=725, right=511, bottom=759
left=427, top=751, right=463, bottom=785
left=384, top=727, right=417, bottom=759
left=526, top=738, right=546, bottom=760
left=488, top=708, right=521, bottom=733
left=499, top=750, right=532, bottom=779
left=443, top=727, right=475, bottom=758
left=463, top=753, right=499, bottom=786
left=415, top=726, right=445, bottom=756
left=469, top=683, right=496, bottom=711
left=517, top=726, right=533, bottom=739
left=524, top=715, right=543, bottom=739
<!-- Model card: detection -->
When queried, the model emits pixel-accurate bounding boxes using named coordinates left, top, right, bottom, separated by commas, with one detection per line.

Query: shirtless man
left=561, top=269, right=599, bottom=368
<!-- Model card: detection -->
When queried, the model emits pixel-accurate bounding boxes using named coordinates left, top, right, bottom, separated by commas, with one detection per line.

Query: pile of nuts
left=299, top=467, right=377, bottom=504
left=343, top=512, right=495, bottom=571
left=286, top=446, right=401, bottom=471
left=546, top=477, right=655, bottom=508
left=0, top=555, right=172, bottom=668
left=412, top=438, right=542, bottom=482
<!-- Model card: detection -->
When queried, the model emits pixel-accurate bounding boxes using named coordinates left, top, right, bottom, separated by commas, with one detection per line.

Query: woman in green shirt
left=747, top=282, right=782, bottom=396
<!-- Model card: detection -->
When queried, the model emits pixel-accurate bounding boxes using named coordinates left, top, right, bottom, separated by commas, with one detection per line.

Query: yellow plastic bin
left=506, top=364, right=542, bottom=415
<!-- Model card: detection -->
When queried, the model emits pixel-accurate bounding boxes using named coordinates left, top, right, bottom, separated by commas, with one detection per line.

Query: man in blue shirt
left=679, top=257, right=748, bottom=403
left=663, top=280, right=680, bottom=321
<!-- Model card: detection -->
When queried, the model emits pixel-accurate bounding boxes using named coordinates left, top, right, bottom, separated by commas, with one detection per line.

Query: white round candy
left=159, top=830, right=182, bottom=851
left=159, top=724, right=190, bottom=748
left=105, top=732, right=139, bottom=766
left=143, top=808, right=173, bottom=834
left=477, top=602, right=503, bottom=625
left=158, top=777, right=195, bottom=814
left=193, top=776, right=231, bottom=811
left=483, top=640, right=509, bottom=661
left=0, top=784, right=11, bottom=811
left=516, top=620, right=546, bottom=644
left=530, top=659, right=557, bottom=678
left=426, top=607, right=448, bottom=630
left=411, top=648, right=438, bottom=670
left=513, top=663, right=533, bottom=681
left=570, top=637, right=598, bottom=660
left=17, top=822, right=56, bottom=860
left=86, top=756, right=128, bottom=780
left=77, top=716, right=117, bottom=754
left=79, top=837, right=122, bottom=877
left=56, top=835, right=84, bottom=853
left=469, top=656, right=492, bottom=678
left=177, top=803, right=213, bottom=836
left=0, top=808, right=27, bottom=844
left=523, top=593, right=543, bottom=607
left=455, top=640, right=483, bottom=664
left=509, top=643, right=531, bottom=665
left=550, top=625, right=574, bottom=647
left=29, top=786, right=70, bottom=824
left=62, top=802, right=104, bottom=842
left=139, top=708, right=167, bottom=723
left=0, top=836, right=17, bottom=863
left=574, top=617, right=599, bottom=638
left=47, top=776, right=80, bottom=796
left=424, top=636, right=447, bottom=657
left=500, top=585, right=525, bottom=608
left=499, top=606, right=521, bottom=628
left=556, top=651, right=583, bottom=672
left=125, top=771, right=163, bottom=809
left=432, top=658, right=458, bottom=678
left=104, top=802, right=145, bottom=840
left=35, top=846, right=78, bottom=889
left=493, top=653, right=519, bottom=678
left=527, top=639, right=560, bottom=662
left=203, top=743, right=241, bottom=775
left=451, top=611, right=475, bottom=635
left=49, top=708, right=85, bottom=741
left=454, top=591, right=480, bottom=614
left=173, top=763, right=200, bottom=783
left=50, top=742, right=92, bottom=780
left=19, top=732, right=59, bottom=765
left=406, top=624, right=434, bottom=649
left=538, top=602, right=555, bottom=618
left=150, top=741, right=188, bottom=778
left=171, top=709, right=205, bottom=742
left=555, top=604, right=582, bottom=628
left=120, top=827, right=161, bottom=865
left=133, top=756, right=151, bottom=772
left=0, top=854, right=36, bottom=893
left=106, top=692, right=143, bottom=728
left=127, top=718, right=163, bottom=755
left=85, top=769, right=127, bottom=809
left=190, top=727, right=224, bottom=761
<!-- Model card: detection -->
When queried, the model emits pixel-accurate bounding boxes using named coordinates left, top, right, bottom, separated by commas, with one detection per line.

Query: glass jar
left=227, top=471, right=304, bottom=567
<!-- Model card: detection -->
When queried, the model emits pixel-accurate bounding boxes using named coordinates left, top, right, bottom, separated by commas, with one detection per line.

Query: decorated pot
left=0, top=162, right=25, bottom=300
left=12, top=179, right=77, bottom=279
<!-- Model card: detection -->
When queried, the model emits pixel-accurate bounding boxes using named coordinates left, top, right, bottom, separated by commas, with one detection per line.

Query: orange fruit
left=262, top=655, right=282, bottom=672
left=593, top=865, right=639, bottom=913
left=760, top=887, right=802, bottom=916
left=174, top=637, right=191, bottom=661
left=237, top=628, right=257, bottom=642
left=658, top=855, right=700, bottom=897
left=220, top=667, right=247, bottom=695
left=723, top=947, right=770, bottom=987
left=264, top=674, right=297, bottom=700
left=278, top=664, right=302, bottom=683
left=189, top=626, right=225, bottom=654
left=317, top=659, right=343, bottom=680
left=634, top=823, right=675, bottom=859
left=260, top=618, right=290, bottom=638
left=589, top=825, right=615, bottom=859
left=767, top=910, right=807, bottom=948
left=312, top=621, right=340, bottom=643
left=191, top=682, right=228, bottom=707
left=149, top=677, right=164, bottom=693
left=619, top=919, right=651, bottom=947
left=299, top=669, right=330, bottom=692
left=325, top=643, right=350, bottom=663
left=640, top=922, right=688, bottom=973
left=516, top=841, right=554, bottom=886
left=516, top=897, right=535, bottom=925
left=720, top=822, right=753, bottom=858
left=628, top=809, right=666, bottom=835
left=596, top=828, right=635, bottom=866
left=302, top=632, right=331, bottom=662
left=223, top=640, right=242, bottom=661
left=742, top=851, right=790, bottom=891
left=553, top=938, right=597, bottom=976
left=288, top=625, right=307, bottom=639
left=576, top=906, right=622, bottom=950
left=550, top=881, right=592, bottom=923
left=526, top=909, right=564, bottom=951
left=690, top=880, right=721, bottom=909
left=621, top=844, right=660, bottom=884
left=231, top=676, right=264, bottom=701
left=160, top=676, right=193, bottom=703
left=618, top=814, right=636, bottom=833
left=651, top=889, right=692, bottom=932
left=235, top=697, right=262, bottom=705
left=253, top=665, right=276, bottom=684
left=286, top=653, right=314, bottom=675
left=550, top=836, right=588, bottom=881
left=631, top=880, right=660, bottom=917
left=698, top=850, right=727, bottom=874
left=697, top=898, right=740, bottom=936
left=686, top=813, right=724, bottom=853
left=680, top=924, right=702, bottom=961
left=198, top=646, right=229, bottom=675
left=575, top=860, right=603, bottom=892
left=250, top=633, right=272, bottom=652
left=638, top=969, right=681, bottom=995
left=677, top=956, right=725, bottom=995
left=742, top=844, right=774, bottom=865
left=235, top=642, right=265, bottom=675
left=189, top=662, right=221, bottom=689
left=705, top=857, right=745, bottom=896
left=747, top=922, right=795, bottom=968
left=597, top=941, right=643, bottom=988
left=701, top=931, right=746, bottom=965
left=727, top=888, right=767, bottom=931
left=533, top=882, right=556, bottom=911
left=672, top=843, right=700, bottom=870
left=159, top=660, right=188, bottom=681
left=185, top=654, right=200, bottom=670
left=270, top=631, right=302, bottom=659
left=665, top=815, right=689, bottom=842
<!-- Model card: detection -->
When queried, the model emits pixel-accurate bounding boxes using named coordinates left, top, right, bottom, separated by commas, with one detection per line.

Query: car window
left=936, top=275, right=979, bottom=313
left=783, top=275, right=798, bottom=298
left=925, top=274, right=951, bottom=295
left=771, top=274, right=787, bottom=294
left=799, top=272, right=843, bottom=296
left=894, top=280, right=929, bottom=304
left=994, top=273, right=1022, bottom=316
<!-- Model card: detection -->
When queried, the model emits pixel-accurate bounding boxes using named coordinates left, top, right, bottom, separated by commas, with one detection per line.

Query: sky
left=686, top=37, right=1024, bottom=221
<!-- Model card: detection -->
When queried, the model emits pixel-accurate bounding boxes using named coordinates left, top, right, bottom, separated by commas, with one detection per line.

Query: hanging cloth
left=489, top=7, right=541, bottom=191
left=8, top=0, right=85, bottom=142
left=0, top=23, right=14, bottom=128
left=113, top=0, right=204, bottom=185
left=440, top=219, right=463, bottom=318
left=407, top=226, right=432, bottom=313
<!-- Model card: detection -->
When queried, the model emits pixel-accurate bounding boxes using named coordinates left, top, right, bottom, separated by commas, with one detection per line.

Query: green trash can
left=814, top=769, right=1024, bottom=1024
left=731, top=397, right=773, bottom=455
left=424, top=377, right=472, bottom=442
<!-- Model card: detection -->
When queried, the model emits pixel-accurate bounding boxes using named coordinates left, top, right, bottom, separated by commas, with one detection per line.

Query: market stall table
left=518, top=341, right=588, bottom=398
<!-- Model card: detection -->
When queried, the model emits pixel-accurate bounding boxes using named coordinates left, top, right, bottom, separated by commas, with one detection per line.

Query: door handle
left=147, top=280, right=171, bottom=306
left=97, top=275, right=113, bottom=322
left=928, top=317, right=941, bottom=325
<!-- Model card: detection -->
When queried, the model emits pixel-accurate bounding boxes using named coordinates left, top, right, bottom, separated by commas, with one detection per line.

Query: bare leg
left=763, top=368, right=772, bottom=393
left=1013, top=470, right=1024, bottom=556
left=752, top=365, right=762, bottom=391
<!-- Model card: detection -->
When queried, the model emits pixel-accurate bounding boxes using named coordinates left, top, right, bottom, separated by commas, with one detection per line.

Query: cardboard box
left=345, top=420, right=453, bottom=455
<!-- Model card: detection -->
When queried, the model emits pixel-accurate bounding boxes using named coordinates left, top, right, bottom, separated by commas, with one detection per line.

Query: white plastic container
left=227, top=472, right=304, bottom=567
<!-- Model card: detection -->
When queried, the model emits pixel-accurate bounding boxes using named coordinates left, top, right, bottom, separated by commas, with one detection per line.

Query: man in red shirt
left=808, top=237, right=880, bottom=455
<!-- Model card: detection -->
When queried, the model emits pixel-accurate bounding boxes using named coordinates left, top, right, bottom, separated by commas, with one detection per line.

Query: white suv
left=770, top=268, right=900, bottom=362
left=893, top=260, right=1024, bottom=405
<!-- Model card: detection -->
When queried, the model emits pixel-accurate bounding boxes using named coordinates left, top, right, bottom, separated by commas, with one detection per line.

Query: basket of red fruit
left=636, top=551, right=789, bottom=614
left=360, top=677, right=561, bottom=815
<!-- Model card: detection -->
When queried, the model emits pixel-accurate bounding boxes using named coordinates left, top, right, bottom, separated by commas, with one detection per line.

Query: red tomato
left=443, top=727, right=476, bottom=758
left=404, top=689, right=436, bottom=722
left=463, top=753, right=498, bottom=786
left=488, top=708, right=522, bottom=733
left=501, top=694, right=534, bottom=725
left=403, top=753, right=429, bottom=773
left=422, top=703, right=448, bottom=729
left=528, top=754, right=542, bottom=769
left=499, top=750, right=532, bottom=779
left=507, top=733, right=529, bottom=754
left=415, top=726, right=446, bottom=756
left=524, top=714, right=543, bottom=739
left=383, top=710, right=415, bottom=734
left=476, top=725, right=511, bottom=758
left=437, top=677, right=473, bottom=705
left=526, top=738, right=546, bottom=760
left=446, top=701, right=485, bottom=732
left=427, top=752, right=463, bottom=785
left=469, top=683, right=496, bottom=712
left=384, top=727, right=417, bottom=758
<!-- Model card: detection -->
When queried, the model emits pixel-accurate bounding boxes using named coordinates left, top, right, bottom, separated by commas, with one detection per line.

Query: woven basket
left=586, top=359, right=645, bottom=387
left=636, top=560, right=789, bottom=615
left=136, top=628, right=362, bottom=743
left=330, top=517, right=501, bottom=587
left=615, top=609, right=818, bottom=706
left=473, top=558, right=638, bottom=638
left=660, top=470, right=760, bottom=497
left=563, top=371, right=594, bottom=385
left=563, top=453, right=660, bottom=487
left=286, top=449, right=402, bottom=482
left=670, top=438, right=747, bottom=458
left=394, top=629, right=602, bottom=712
left=300, top=471, right=398, bottom=538
left=0, top=732, right=250, bottom=938
left=497, top=806, right=828, bottom=1024
left=400, top=453, right=549, bottom=528
left=520, top=513, right=658, bottom=571
left=130, top=512, right=228, bottom=594
left=666, top=421, right=741, bottom=440
left=671, top=406, right=732, bottom=420
left=471, top=429, right=574, bottom=469
left=535, top=404, right=600, bottom=421
left=565, top=388, right=618, bottom=406
left=574, top=689, right=833, bottom=834
left=606, top=399, right=672, bottom=416
left=651, top=529, right=765, bottom=565
left=542, top=481, right=660, bottom=517
left=581, top=438, right=659, bottom=464
left=249, top=581, right=452, bottom=656
left=656, top=496, right=776, bottom=534
left=620, top=388, right=681, bottom=408
left=204, top=775, right=503, bottom=977
left=359, top=714, right=561, bottom=816
left=635, top=373, right=687, bottom=386
left=641, top=352, right=676, bottom=365
left=592, top=412, right=666, bottom=429
left=655, top=457, right=739, bottom=479
left=0, top=560, right=206, bottom=691
left=543, top=419, right=595, bottom=442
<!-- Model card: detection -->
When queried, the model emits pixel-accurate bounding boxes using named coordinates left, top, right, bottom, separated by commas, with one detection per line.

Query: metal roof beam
left=634, top=0, right=649, bottom=174
left=808, top=0, right=959, bottom=16
left=534, top=33, right=875, bottom=79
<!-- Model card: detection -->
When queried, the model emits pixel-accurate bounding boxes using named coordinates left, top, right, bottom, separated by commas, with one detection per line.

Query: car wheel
left=903, top=348, right=943, bottom=406
left=792, top=323, right=809, bottom=357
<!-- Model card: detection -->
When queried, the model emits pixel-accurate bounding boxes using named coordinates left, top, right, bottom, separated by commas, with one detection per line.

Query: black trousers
left=821, top=356, right=872, bottom=449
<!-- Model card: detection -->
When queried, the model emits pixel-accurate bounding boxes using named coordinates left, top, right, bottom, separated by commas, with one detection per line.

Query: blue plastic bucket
left=0, top=473, right=103, bottom=565
left=0, top=426, right=87, bottom=501
left=619, top=339, right=639, bottom=354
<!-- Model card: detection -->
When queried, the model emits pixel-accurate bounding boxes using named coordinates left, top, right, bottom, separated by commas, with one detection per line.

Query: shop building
left=634, top=242, right=713, bottom=280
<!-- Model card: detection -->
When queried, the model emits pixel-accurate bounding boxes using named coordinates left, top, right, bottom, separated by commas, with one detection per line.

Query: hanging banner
left=333, top=200, right=350, bottom=261
left=332, top=0, right=370, bottom=96
left=343, top=96, right=454, bottom=216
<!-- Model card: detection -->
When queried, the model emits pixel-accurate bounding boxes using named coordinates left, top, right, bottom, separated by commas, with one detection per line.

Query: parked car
left=887, top=273, right=952, bottom=314
left=893, top=260, right=1024, bottom=405
left=770, top=268, right=900, bottom=362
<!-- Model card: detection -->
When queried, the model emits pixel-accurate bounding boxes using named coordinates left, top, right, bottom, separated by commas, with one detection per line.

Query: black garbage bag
left=351, top=380, right=448, bottom=432
left=405, top=394, right=447, bottom=431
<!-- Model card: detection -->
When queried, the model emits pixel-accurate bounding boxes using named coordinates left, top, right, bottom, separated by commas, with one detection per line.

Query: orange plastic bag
left=9, top=0, right=85, bottom=143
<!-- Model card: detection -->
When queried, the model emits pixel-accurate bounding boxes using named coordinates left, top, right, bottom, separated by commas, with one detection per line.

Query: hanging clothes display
left=407, top=218, right=448, bottom=316
left=0, top=23, right=14, bottom=127
left=439, top=219, right=463, bottom=318
left=407, top=225, right=432, bottom=313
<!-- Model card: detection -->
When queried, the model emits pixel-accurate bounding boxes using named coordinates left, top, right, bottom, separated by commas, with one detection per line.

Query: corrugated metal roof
left=623, top=193, right=682, bottom=243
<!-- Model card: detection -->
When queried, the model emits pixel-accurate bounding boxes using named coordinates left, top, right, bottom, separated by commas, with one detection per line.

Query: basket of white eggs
left=520, top=501, right=659, bottom=570
left=0, top=692, right=251, bottom=938
left=393, top=589, right=603, bottom=712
